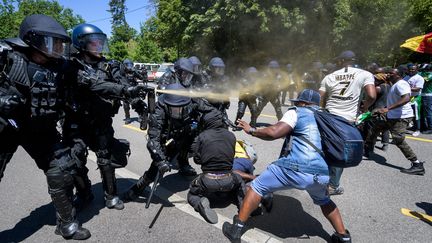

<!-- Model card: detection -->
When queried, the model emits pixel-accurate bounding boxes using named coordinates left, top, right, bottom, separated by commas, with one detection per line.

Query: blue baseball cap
left=290, top=89, right=320, bottom=105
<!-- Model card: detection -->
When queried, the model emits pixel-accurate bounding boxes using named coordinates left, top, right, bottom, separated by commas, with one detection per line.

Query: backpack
left=299, top=108, right=364, bottom=168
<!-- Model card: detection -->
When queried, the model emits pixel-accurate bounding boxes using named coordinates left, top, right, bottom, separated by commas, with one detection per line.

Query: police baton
left=145, top=138, right=174, bottom=208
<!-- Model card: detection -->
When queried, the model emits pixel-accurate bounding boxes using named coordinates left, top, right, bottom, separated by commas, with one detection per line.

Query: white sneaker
left=412, top=131, right=420, bottom=137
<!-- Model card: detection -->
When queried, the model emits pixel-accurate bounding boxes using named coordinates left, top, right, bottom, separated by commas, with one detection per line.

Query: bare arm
left=237, top=120, right=293, bottom=141
left=233, top=170, right=256, bottom=182
left=319, top=90, right=327, bottom=108
left=376, top=94, right=411, bottom=114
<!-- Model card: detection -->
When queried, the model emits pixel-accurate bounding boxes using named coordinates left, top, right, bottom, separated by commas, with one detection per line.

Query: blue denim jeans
left=422, top=96, right=432, bottom=130
left=329, top=166, right=343, bottom=188
left=251, top=164, right=330, bottom=205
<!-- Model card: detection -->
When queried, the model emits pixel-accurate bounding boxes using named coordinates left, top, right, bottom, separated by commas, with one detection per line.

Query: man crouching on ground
left=222, top=89, right=351, bottom=243
left=188, top=110, right=245, bottom=224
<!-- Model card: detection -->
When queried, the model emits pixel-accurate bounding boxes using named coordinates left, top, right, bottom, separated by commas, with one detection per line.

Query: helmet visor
left=212, top=67, right=225, bottom=76
left=80, top=33, right=109, bottom=56
left=168, top=105, right=192, bottom=120
left=192, top=64, right=202, bottom=73
left=180, top=70, right=194, bottom=87
left=28, top=33, right=70, bottom=58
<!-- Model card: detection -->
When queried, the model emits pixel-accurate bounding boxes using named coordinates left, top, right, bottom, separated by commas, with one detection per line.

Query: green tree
left=0, top=0, right=84, bottom=39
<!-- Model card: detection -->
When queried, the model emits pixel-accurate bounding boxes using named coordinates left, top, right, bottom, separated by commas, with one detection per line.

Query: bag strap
left=297, top=135, right=325, bottom=158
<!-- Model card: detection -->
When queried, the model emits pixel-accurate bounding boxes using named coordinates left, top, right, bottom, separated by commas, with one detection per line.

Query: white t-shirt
left=320, top=67, right=375, bottom=121
left=387, top=79, right=414, bottom=119
left=403, top=74, right=424, bottom=96
left=280, top=109, right=297, bottom=128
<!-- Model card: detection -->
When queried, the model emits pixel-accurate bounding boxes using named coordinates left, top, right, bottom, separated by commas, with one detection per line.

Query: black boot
left=178, top=164, right=197, bottom=176
left=261, top=192, right=273, bottom=213
left=140, top=114, right=148, bottom=130
left=105, top=194, right=124, bottom=210
left=331, top=229, right=351, bottom=243
left=99, top=165, right=124, bottom=209
left=197, top=197, right=218, bottom=224
left=222, top=215, right=245, bottom=243
left=54, top=209, right=91, bottom=240
left=400, top=162, right=425, bottom=175
left=123, top=175, right=151, bottom=201
left=73, top=193, right=94, bottom=212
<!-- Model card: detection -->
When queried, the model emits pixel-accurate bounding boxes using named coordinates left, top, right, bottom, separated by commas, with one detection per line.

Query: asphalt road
left=1, top=96, right=431, bottom=243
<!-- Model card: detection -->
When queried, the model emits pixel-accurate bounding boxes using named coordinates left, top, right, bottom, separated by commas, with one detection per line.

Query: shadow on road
left=416, top=202, right=432, bottom=216
left=0, top=203, right=56, bottom=242
left=0, top=178, right=132, bottom=242
left=247, top=194, right=331, bottom=241
left=370, top=152, right=405, bottom=170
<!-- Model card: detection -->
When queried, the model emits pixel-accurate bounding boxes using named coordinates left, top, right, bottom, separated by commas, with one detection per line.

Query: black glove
left=0, top=95, right=20, bottom=114
left=77, top=69, right=99, bottom=87
left=123, top=85, right=144, bottom=99
left=155, top=160, right=170, bottom=174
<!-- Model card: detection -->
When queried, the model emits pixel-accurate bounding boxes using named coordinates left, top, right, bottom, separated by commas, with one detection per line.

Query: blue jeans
left=251, top=164, right=330, bottom=206
left=422, top=96, right=432, bottom=130
left=329, top=166, right=343, bottom=188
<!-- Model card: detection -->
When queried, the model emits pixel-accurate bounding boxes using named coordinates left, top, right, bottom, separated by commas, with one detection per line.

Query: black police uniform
left=235, top=73, right=259, bottom=127
left=62, top=56, right=133, bottom=209
left=0, top=40, right=89, bottom=238
left=187, top=110, right=245, bottom=223
left=257, top=72, right=283, bottom=120
left=126, top=85, right=218, bottom=199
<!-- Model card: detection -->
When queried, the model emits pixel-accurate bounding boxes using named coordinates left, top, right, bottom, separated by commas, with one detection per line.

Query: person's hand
left=374, top=107, right=388, bottom=114
left=156, top=160, right=170, bottom=174
left=236, top=119, right=251, bottom=134
left=0, top=95, right=20, bottom=114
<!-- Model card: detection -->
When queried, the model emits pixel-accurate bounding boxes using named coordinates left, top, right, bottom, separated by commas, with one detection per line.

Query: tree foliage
left=151, top=0, right=432, bottom=68
left=0, top=0, right=84, bottom=39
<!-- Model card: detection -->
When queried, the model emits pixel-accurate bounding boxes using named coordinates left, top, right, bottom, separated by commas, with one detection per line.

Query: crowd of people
left=1, top=14, right=430, bottom=242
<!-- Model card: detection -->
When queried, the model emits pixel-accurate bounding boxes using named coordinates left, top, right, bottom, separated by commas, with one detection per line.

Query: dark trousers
left=365, top=117, right=418, bottom=161
left=0, top=120, right=77, bottom=223
left=236, top=94, right=259, bottom=126
left=187, top=172, right=245, bottom=210
left=257, top=93, right=283, bottom=120
left=123, top=100, right=130, bottom=119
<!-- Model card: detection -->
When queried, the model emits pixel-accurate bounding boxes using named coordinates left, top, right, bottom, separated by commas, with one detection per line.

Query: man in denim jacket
left=223, top=89, right=351, bottom=243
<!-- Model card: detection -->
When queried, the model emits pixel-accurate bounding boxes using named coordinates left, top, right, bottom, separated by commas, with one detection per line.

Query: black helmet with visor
left=19, top=14, right=70, bottom=59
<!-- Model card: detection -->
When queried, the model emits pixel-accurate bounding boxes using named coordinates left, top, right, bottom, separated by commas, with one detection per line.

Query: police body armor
left=75, top=60, right=122, bottom=118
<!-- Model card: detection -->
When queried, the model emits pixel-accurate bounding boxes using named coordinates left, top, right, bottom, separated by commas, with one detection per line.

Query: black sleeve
left=146, top=103, right=167, bottom=162
left=192, top=135, right=203, bottom=165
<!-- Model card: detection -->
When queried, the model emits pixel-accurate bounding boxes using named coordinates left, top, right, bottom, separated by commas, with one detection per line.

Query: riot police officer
left=120, top=58, right=153, bottom=129
left=124, top=83, right=219, bottom=201
left=301, top=61, right=323, bottom=90
left=257, top=60, right=283, bottom=120
left=235, top=67, right=260, bottom=127
left=0, top=14, right=90, bottom=240
left=188, top=56, right=206, bottom=88
left=122, top=59, right=137, bottom=124
left=202, top=57, right=236, bottom=128
left=64, top=23, right=143, bottom=211
left=281, top=63, right=297, bottom=104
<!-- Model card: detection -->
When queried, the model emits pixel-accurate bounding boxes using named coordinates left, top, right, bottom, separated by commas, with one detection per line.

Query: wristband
left=248, top=127, right=257, bottom=136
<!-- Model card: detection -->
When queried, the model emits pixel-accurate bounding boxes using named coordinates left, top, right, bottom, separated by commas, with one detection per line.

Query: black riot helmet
left=268, top=60, right=280, bottom=69
left=188, top=56, right=202, bottom=73
left=174, top=57, right=195, bottom=88
left=245, top=66, right=259, bottom=80
left=19, top=14, right=71, bottom=59
left=209, top=57, right=225, bottom=76
left=163, top=82, right=192, bottom=120
left=72, top=23, right=109, bottom=59
left=123, top=59, right=134, bottom=73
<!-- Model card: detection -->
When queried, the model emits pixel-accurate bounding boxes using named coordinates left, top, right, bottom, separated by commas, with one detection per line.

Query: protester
left=223, top=89, right=351, bottom=243
left=365, top=67, right=425, bottom=175
left=319, top=50, right=376, bottom=195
